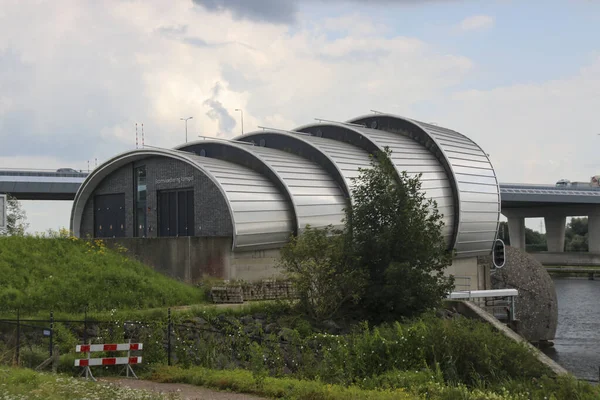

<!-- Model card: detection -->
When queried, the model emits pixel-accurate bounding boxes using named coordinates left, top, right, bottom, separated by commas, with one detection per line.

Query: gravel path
left=100, top=378, right=267, bottom=400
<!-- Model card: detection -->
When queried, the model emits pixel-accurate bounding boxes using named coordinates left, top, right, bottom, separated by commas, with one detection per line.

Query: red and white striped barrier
left=75, top=356, right=142, bottom=367
left=76, top=343, right=143, bottom=352
left=75, top=341, right=143, bottom=381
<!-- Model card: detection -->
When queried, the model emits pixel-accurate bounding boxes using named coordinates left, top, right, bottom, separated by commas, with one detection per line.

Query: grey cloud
left=192, top=0, right=458, bottom=24
left=203, top=82, right=237, bottom=134
left=192, top=0, right=297, bottom=24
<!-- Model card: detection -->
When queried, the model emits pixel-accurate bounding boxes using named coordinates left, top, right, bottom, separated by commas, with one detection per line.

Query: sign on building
left=0, top=194, right=6, bottom=230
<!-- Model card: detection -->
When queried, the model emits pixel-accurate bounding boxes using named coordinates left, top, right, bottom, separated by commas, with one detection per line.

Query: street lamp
left=235, top=109, right=244, bottom=135
left=180, top=116, right=193, bottom=142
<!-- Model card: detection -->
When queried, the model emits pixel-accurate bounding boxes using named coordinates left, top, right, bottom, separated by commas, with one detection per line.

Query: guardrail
left=448, top=289, right=519, bottom=323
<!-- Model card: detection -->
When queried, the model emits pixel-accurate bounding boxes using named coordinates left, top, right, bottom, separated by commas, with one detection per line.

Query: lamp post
left=235, top=109, right=244, bottom=135
left=180, top=116, right=193, bottom=142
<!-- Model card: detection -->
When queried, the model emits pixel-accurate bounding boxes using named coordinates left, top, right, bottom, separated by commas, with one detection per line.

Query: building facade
left=70, top=113, right=500, bottom=288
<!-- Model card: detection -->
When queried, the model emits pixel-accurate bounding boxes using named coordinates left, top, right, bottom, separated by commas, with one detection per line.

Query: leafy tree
left=280, top=148, right=454, bottom=322
left=279, top=226, right=366, bottom=321
left=0, top=194, right=28, bottom=236
left=348, top=148, right=454, bottom=321
left=565, top=217, right=588, bottom=252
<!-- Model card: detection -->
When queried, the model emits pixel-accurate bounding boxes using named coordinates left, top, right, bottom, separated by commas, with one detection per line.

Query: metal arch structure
left=234, top=130, right=374, bottom=201
left=70, top=148, right=294, bottom=251
left=295, top=122, right=455, bottom=246
left=175, top=139, right=347, bottom=234
left=348, top=113, right=501, bottom=258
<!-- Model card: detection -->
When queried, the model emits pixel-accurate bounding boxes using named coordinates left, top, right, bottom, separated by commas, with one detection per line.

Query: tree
left=565, top=217, right=588, bottom=252
left=279, top=226, right=366, bottom=321
left=348, top=148, right=454, bottom=321
left=0, top=194, right=28, bottom=236
left=280, top=148, right=454, bottom=322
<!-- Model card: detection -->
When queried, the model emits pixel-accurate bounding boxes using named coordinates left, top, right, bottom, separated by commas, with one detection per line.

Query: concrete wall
left=80, top=157, right=233, bottom=238
left=103, top=237, right=281, bottom=283
left=446, top=256, right=488, bottom=291
left=531, top=251, right=600, bottom=266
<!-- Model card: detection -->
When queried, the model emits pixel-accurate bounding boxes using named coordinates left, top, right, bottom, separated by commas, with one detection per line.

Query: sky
left=1, top=0, right=600, bottom=234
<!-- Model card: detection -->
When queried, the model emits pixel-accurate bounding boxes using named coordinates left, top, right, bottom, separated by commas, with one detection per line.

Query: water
left=542, top=277, right=600, bottom=382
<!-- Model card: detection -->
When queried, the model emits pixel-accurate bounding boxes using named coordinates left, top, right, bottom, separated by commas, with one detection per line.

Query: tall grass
left=0, top=236, right=205, bottom=313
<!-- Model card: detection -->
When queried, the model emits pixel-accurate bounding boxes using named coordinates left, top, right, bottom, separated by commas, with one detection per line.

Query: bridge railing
left=447, top=289, right=518, bottom=323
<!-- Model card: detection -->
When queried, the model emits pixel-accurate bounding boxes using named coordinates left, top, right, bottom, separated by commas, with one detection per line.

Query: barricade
left=74, top=340, right=143, bottom=381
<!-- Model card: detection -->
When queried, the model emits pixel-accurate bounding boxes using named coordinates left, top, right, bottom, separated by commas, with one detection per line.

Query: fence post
left=49, top=311, right=54, bottom=358
left=15, top=309, right=20, bottom=366
left=83, top=307, right=87, bottom=344
left=167, top=308, right=172, bottom=366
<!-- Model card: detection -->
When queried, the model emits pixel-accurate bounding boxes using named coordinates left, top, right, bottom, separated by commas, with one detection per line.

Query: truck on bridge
left=556, top=176, right=600, bottom=188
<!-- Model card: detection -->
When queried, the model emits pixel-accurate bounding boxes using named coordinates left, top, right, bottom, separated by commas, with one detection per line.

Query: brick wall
left=79, top=156, right=233, bottom=238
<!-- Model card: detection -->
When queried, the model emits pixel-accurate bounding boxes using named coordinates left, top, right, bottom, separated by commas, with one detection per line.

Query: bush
left=279, top=148, right=454, bottom=323
left=279, top=225, right=366, bottom=321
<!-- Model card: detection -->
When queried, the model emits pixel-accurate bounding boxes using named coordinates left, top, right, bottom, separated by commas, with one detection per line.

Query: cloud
left=459, top=15, right=494, bottom=31
left=192, top=0, right=458, bottom=24
left=203, top=82, right=237, bottom=135
left=429, top=57, right=600, bottom=185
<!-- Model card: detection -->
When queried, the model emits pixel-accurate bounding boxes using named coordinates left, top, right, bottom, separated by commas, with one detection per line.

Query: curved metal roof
left=175, top=140, right=346, bottom=233
left=348, top=113, right=500, bottom=257
left=295, top=122, right=455, bottom=246
left=235, top=130, right=374, bottom=201
left=70, top=148, right=294, bottom=250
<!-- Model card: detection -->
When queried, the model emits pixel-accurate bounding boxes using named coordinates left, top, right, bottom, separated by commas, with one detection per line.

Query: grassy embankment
left=0, top=236, right=205, bottom=314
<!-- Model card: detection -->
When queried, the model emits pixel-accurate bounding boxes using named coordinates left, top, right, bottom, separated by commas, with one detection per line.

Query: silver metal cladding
left=347, top=114, right=500, bottom=258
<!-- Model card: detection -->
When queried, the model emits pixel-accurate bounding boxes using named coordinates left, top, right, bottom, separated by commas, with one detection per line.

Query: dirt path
left=100, top=378, right=267, bottom=400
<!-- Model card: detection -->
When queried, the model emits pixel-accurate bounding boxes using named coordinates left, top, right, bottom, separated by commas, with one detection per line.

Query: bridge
left=0, top=169, right=88, bottom=200
left=500, top=183, right=600, bottom=254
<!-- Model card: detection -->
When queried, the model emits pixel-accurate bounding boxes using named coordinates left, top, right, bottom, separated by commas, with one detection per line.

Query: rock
left=240, top=315, right=254, bottom=325
left=253, top=313, right=267, bottom=320
left=264, top=323, right=278, bottom=334
left=192, top=317, right=207, bottom=326
left=478, top=246, right=558, bottom=342
left=322, top=320, right=341, bottom=335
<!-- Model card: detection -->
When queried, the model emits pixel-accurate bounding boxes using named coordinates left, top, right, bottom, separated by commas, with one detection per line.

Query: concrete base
left=103, top=237, right=281, bottom=283
left=446, top=257, right=487, bottom=291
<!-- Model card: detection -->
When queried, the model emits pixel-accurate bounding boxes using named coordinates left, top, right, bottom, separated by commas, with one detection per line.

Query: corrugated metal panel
left=70, top=148, right=294, bottom=250
left=348, top=114, right=501, bottom=258
left=296, top=123, right=455, bottom=245
left=247, top=146, right=346, bottom=232
left=236, top=131, right=373, bottom=200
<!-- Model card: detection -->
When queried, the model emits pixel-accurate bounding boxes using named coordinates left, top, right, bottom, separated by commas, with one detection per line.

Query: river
left=542, top=277, right=600, bottom=382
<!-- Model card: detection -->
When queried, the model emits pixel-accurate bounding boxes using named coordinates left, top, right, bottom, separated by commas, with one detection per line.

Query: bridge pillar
left=544, top=216, right=566, bottom=252
left=588, top=213, right=600, bottom=253
left=507, top=216, right=526, bottom=250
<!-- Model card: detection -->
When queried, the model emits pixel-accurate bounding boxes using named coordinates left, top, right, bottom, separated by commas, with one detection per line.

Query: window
left=134, top=166, right=147, bottom=237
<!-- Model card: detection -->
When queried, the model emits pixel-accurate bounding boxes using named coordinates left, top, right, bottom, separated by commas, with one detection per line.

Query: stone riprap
left=478, top=246, right=558, bottom=343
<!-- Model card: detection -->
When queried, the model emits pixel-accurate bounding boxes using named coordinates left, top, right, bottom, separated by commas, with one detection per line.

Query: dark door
left=94, top=193, right=126, bottom=238
left=158, top=189, right=194, bottom=237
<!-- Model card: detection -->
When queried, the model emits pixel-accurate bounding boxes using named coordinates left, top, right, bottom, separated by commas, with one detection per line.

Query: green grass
left=0, top=236, right=205, bottom=313
left=150, top=366, right=418, bottom=400
left=0, top=367, right=171, bottom=400
left=150, top=365, right=600, bottom=400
